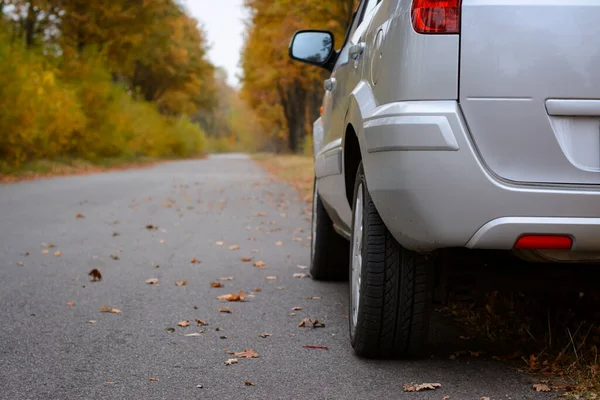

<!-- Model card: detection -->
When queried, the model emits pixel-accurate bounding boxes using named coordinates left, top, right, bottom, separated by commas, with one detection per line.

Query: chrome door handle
left=349, top=43, right=365, bottom=59
left=324, top=78, right=336, bottom=91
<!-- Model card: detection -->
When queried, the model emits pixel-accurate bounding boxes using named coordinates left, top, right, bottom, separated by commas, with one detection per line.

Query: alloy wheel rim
left=351, top=183, right=363, bottom=331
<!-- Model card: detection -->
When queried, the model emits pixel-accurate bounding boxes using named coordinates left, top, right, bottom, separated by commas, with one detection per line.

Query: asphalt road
left=0, top=154, right=554, bottom=399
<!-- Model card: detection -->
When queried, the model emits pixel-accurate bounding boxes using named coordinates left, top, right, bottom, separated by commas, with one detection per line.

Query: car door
left=316, top=0, right=382, bottom=233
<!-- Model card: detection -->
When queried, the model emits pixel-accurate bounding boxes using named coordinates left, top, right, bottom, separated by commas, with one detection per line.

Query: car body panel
left=460, top=0, right=600, bottom=185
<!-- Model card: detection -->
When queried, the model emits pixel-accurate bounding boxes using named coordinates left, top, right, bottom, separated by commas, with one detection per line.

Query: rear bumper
left=361, top=101, right=600, bottom=252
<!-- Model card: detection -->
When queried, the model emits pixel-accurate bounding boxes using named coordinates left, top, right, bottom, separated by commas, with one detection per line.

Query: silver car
left=290, top=0, right=600, bottom=358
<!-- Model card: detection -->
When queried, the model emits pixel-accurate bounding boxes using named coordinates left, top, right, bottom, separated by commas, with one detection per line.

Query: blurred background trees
left=0, top=0, right=219, bottom=168
left=241, top=0, right=356, bottom=153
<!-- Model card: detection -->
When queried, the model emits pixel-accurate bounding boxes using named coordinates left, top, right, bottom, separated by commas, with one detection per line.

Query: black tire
left=310, top=178, right=349, bottom=281
left=349, top=163, right=433, bottom=358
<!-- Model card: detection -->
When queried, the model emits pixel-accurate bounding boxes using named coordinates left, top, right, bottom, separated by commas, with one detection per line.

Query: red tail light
left=514, top=235, right=573, bottom=250
left=411, top=0, right=461, bottom=34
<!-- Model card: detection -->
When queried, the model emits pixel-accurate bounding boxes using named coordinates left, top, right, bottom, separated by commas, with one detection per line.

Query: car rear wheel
left=310, top=178, right=349, bottom=280
left=349, top=163, right=434, bottom=358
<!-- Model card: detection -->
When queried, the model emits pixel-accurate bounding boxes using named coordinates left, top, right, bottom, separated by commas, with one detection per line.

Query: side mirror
left=289, top=30, right=335, bottom=70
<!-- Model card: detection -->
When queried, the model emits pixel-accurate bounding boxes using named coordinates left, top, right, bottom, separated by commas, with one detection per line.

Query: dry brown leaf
left=66, top=301, right=75, bottom=307
left=112, top=232, right=120, bottom=237
left=254, top=287, right=262, bottom=292
left=177, top=320, right=190, bottom=327
left=149, top=377, right=159, bottom=381
left=234, top=348, right=260, bottom=358
left=145, top=278, right=159, bottom=285
left=217, top=290, right=246, bottom=302
left=218, top=276, right=233, bottom=281
left=190, top=257, right=200, bottom=264
left=292, top=307, right=303, bottom=311
left=240, top=257, right=253, bottom=262
left=248, top=237, right=256, bottom=241
left=253, top=260, right=266, bottom=268
left=296, top=265, right=309, bottom=269
left=224, top=358, right=238, bottom=365
left=219, top=306, right=232, bottom=313
left=75, top=213, right=85, bottom=219
left=175, top=280, right=187, bottom=287
left=146, top=225, right=157, bottom=230
left=100, top=306, right=121, bottom=314
left=533, top=383, right=551, bottom=392
left=216, top=241, right=225, bottom=246
left=110, top=254, right=119, bottom=260
left=259, top=333, right=272, bottom=338
left=195, top=319, right=208, bottom=326
left=298, top=318, right=325, bottom=328
left=480, top=398, right=490, bottom=400
left=54, top=250, right=62, bottom=257
left=266, top=276, right=277, bottom=280
left=293, top=237, right=302, bottom=242
left=293, top=273, right=310, bottom=278
left=275, top=241, right=283, bottom=246
left=87, top=320, right=96, bottom=324
left=529, top=354, right=537, bottom=370
left=402, top=383, right=441, bottom=392
left=289, top=313, right=296, bottom=316
left=228, top=245, right=240, bottom=250
left=443, top=397, right=450, bottom=400
left=210, top=282, right=224, bottom=288
left=244, top=381, right=256, bottom=386
left=88, top=269, right=100, bottom=280
left=255, top=212, right=267, bottom=217
left=41, top=249, right=49, bottom=255
left=307, top=296, right=321, bottom=300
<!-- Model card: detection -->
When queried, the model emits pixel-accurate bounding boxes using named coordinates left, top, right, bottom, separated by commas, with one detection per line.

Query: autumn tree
left=241, top=0, right=355, bottom=152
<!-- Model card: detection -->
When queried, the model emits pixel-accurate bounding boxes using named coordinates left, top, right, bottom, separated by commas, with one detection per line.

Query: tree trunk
left=25, top=3, right=36, bottom=47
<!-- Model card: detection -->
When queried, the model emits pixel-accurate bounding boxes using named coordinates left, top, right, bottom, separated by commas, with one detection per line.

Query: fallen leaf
left=159, top=240, right=165, bottom=244
left=244, top=381, right=256, bottom=386
left=266, top=276, right=277, bottom=280
left=87, top=320, right=96, bottom=324
left=255, top=212, right=267, bottom=217
left=110, top=254, right=119, bottom=260
left=164, top=327, right=175, bottom=333
left=289, top=313, right=296, bottom=316
left=217, top=290, right=246, bottom=302
left=216, top=241, right=225, bottom=246
left=253, top=260, right=266, bottom=268
left=303, top=345, right=328, bottom=350
left=292, top=307, right=303, bottom=311
left=293, top=273, right=310, bottom=278
left=529, top=354, right=537, bottom=370
left=210, top=282, right=224, bottom=288
left=149, top=377, right=159, bottom=381
left=218, top=276, right=233, bottom=281
left=402, top=383, right=441, bottom=392
left=219, top=307, right=232, bottom=313
left=533, top=383, right=551, bottom=392
left=177, top=320, right=190, bottom=327
left=298, top=318, right=325, bottom=328
left=224, top=358, right=238, bottom=365
left=480, top=398, right=490, bottom=400
left=228, top=245, right=240, bottom=250
left=241, top=257, right=253, bottom=262
left=293, top=237, right=302, bottom=242
left=41, top=249, right=49, bottom=255
left=75, top=213, right=85, bottom=219
left=16, top=261, right=24, bottom=266
left=443, top=397, right=450, bottom=400
left=175, top=280, right=187, bottom=286
left=146, top=225, right=157, bottom=230
left=145, top=278, right=158, bottom=285
left=185, top=333, right=203, bottom=337
left=105, top=382, right=117, bottom=385
left=191, top=258, right=200, bottom=264
left=275, top=241, right=283, bottom=246
left=89, top=269, right=102, bottom=281
left=248, top=237, right=256, bottom=241
left=296, top=265, right=309, bottom=269
left=195, top=319, right=208, bottom=326
left=66, top=301, right=75, bottom=306
left=215, top=327, right=222, bottom=331
left=254, top=287, right=262, bottom=292
left=100, top=306, right=121, bottom=314
left=307, top=296, right=321, bottom=300
left=259, top=333, right=272, bottom=338
left=234, top=348, right=260, bottom=358
left=112, top=232, right=120, bottom=237
left=54, top=250, right=62, bottom=257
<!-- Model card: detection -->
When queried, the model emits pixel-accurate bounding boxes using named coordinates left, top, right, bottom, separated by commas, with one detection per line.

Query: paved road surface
left=0, top=155, right=553, bottom=399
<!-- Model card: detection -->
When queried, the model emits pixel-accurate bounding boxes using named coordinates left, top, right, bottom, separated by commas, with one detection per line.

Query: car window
left=360, top=0, right=380, bottom=24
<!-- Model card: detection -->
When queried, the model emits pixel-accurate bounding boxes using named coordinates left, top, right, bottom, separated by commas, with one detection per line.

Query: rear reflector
left=514, top=235, right=572, bottom=250
left=411, top=0, right=461, bottom=34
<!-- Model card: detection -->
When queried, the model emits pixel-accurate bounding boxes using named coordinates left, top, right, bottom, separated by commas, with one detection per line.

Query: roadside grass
left=0, top=155, right=204, bottom=183
left=254, top=152, right=600, bottom=398
left=252, top=153, right=313, bottom=203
